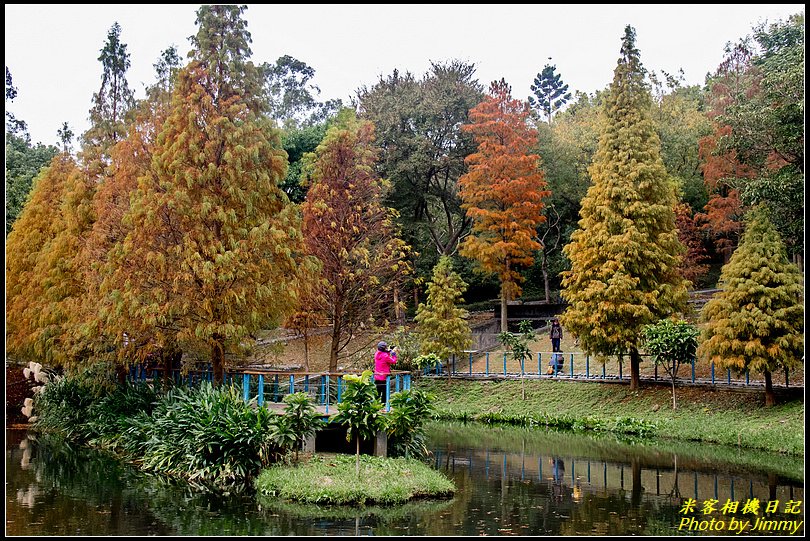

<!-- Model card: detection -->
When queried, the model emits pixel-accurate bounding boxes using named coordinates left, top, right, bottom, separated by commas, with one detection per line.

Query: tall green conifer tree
left=698, top=208, right=803, bottom=406
left=80, top=22, right=135, bottom=178
left=414, top=256, right=473, bottom=362
left=560, top=26, right=688, bottom=390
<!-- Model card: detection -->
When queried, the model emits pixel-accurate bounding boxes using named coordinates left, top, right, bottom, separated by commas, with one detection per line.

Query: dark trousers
left=552, top=338, right=561, bottom=352
left=375, top=378, right=388, bottom=402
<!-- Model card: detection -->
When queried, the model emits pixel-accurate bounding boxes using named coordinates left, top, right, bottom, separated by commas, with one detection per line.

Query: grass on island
left=255, top=453, right=454, bottom=505
left=418, top=378, right=804, bottom=456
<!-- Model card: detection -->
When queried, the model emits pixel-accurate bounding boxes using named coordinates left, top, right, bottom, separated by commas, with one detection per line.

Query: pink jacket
left=374, top=350, right=397, bottom=381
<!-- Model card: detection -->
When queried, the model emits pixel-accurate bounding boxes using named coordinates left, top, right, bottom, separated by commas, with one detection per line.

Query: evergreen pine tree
left=80, top=22, right=135, bottom=178
left=560, top=26, right=688, bottom=390
left=698, top=207, right=803, bottom=406
left=528, top=63, right=572, bottom=123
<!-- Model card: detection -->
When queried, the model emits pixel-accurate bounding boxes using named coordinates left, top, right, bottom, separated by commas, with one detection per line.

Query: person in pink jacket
left=374, top=341, right=397, bottom=401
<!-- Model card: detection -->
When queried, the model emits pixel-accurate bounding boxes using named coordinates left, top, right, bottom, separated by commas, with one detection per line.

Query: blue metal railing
left=127, top=367, right=413, bottom=411
left=416, top=352, right=795, bottom=389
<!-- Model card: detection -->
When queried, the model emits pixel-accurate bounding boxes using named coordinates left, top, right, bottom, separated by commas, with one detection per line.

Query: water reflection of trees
left=430, top=424, right=804, bottom=536
left=6, top=431, right=172, bottom=535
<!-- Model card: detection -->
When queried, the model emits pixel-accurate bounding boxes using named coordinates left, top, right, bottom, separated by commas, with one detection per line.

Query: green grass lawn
left=417, top=378, right=804, bottom=455
left=255, top=453, right=454, bottom=505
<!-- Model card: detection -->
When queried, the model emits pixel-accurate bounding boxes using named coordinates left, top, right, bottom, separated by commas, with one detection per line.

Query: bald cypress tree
left=560, top=26, right=688, bottom=390
left=107, top=5, right=305, bottom=385
left=6, top=154, right=94, bottom=367
left=698, top=208, right=803, bottom=406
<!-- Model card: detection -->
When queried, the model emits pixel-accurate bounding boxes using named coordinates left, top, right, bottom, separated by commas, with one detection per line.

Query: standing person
left=374, top=341, right=397, bottom=402
left=550, top=318, right=563, bottom=352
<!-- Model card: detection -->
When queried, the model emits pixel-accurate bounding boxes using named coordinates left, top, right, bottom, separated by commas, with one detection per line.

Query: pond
left=5, top=423, right=804, bottom=536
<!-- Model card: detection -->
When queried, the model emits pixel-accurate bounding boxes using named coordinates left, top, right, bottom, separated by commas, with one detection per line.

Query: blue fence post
left=570, top=353, right=574, bottom=377
left=406, top=374, right=411, bottom=390
left=436, top=360, right=441, bottom=375
left=602, top=362, right=606, bottom=380
left=274, top=375, right=279, bottom=402
left=537, top=352, right=541, bottom=375
left=711, top=362, right=715, bottom=385
left=691, top=358, right=695, bottom=383
left=486, top=352, right=490, bottom=376
left=289, top=375, right=294, bottom=394
left=586, top=355, right=590, bottom=379
left=654, top=362, right=658, bottom=381
left=385, top=375, right=391, bottom=411
left=503, top=352, right=507, bottom=376
left=395, top=374, right=401, bottom=393
left=727, top=368, right=731, bottom=385
left=469, top=352, right=473, bottom=376
left=243, top=374, right=250, bottom=402
left=320, top=376, right=326, bottom=404
left=520, top=355, right=524, bottom=376
left=452, top=354, right=456, bottom=376
left=257, top=375, right=264, bottom=407
left=304, top=375, right=309, bottom=392
left=745, top=370, right=749, bottom=386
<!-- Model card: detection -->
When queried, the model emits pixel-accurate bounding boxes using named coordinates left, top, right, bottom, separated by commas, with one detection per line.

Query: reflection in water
left=5, top=424, right=804, bottom=536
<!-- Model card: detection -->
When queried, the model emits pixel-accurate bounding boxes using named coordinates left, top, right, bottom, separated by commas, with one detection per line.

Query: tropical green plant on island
left=698, top=207, right=804, bottom=406
left=331, top=370, right=386, bottom=478
left=641, top=318, right=699, bottom=409
left=498, top=320, right=536, bottom=400
left=385, top=389, right=435, bottom=459
left=271, top=392, right=324, bottom=462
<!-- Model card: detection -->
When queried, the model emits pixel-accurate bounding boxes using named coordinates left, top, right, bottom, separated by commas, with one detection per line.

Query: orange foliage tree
left=6, top=154, right=95, bottom=368
left=300, top=111, right=412, bottom=371
left=458, top=80, right=549, bottom=332
left=695, top=42, right=756, bottom=262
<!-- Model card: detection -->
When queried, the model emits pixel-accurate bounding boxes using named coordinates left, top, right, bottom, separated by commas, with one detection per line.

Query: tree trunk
left=500, top=282, right=509, bottom=334
left=670, top=359, right=677, bottom=409
left=329, top=325, right=340, bottom=373
left=303, top=330, right=310, bottom=372
left=329, top=299, right=344, bottom=373
left=115, top=363, right=127, bottom=385
left=629, top=348, right=641, bottom=391
left=393, top=288, right=403, bottom=324
left=542, top=251, right=551, bottom=303
left=212, top=341, right=224, bottom=387
left=764, top=369, right=775, bottom=406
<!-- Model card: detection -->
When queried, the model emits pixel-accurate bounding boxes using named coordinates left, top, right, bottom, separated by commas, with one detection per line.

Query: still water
left=5, top=423, right=804, bottom=536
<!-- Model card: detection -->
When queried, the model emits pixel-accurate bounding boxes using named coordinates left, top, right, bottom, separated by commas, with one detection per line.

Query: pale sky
left=4, top=4, right=804, bottom=147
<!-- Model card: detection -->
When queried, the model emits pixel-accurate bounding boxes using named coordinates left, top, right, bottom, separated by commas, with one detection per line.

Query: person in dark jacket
left=550, top=318, right=563, bottom=352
